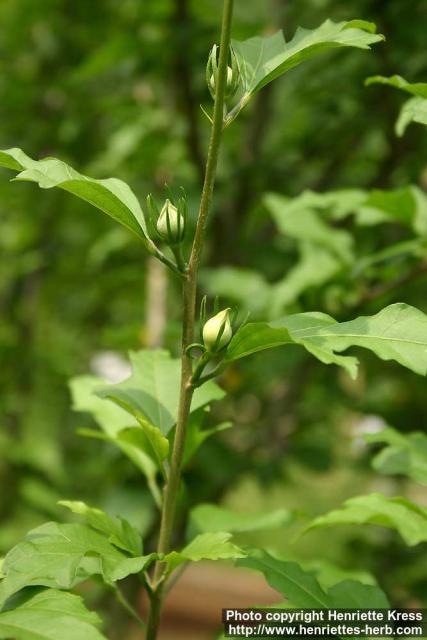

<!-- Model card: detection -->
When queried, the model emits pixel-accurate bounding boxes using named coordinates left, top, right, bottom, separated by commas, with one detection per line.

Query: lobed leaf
left=304, top=493, right=427, bottom=546
left=237, top=551, right=389, bottom=609
left=0, top=148, right=148, bottom=241
left=366, top=76, right=427, bottom=136
left=327, top=580, right=389, bottom=608
left=365, top=427, right=427, bottom=485
left=0, top=522, right=154, bottom=605
left=58, top=500, right=143, bottom=556
left=190, top=504, right=293, bottom=534
left=164, top=532, right=246, bottom=573
left=366, top=75, right=427, bottom=99
left=0, top=588, right=107, bottom=640
left=265, top=192, right=354, bottom=263
left=226, top=303, right=427, bottom=379
left=69, top=375, right=160, bottom=503
left=95, top=350, right=224, bottom=435
left=237, top=550, right=331, bottom=608
left=267, top=185, right=427, bottom=236
left=230, top=20, right=383, bottom=119
left=182, top=409, right=232, bottom=466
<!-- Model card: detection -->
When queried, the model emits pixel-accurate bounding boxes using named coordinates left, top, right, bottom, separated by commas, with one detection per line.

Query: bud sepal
left=203, top=308, right=233, bottom=352
left=147, top=192, right=187, bottom=246
left=206, top=44, right=240, bottom=101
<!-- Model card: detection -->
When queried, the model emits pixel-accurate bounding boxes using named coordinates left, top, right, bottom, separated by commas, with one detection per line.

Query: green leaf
left=226, top=303, right=427, bottom=379
left=182, top=410, right=232, bottom=466
left=95, top=350, right=224, bottom=435
left=366, top=75, right=427, bottom=99
left=304, top=560, right=377, bottom=589
left=366, top=76, right=427, bottom=136
left=365, top=427, right=427, bottom=485
left=357, top=186, right=427, bottom=235
left=69, top=375, right=160, bottom=503
left=201, top=267, right=272, bottom=315
left=190, top=504, right=293, bottom=534
left=0, top=523, right=154, bottom=605
left=269, top=189, right=367, bottom=221
left=230, top=20, right=383, bottom=119
left=270, top=244, right=341, bottom=314
left=265, top=192, right=354, bottom=263
left=117, top=425, right=169, bottom=475
left=237, top=551, right=389, bottom=609
left=202, top=252, right=340, bottom=317
left=237, top=550, right=331, bottom=608
left=269, top=185, right=427, bottom=236
left=58, top=501, right=143, bottom=556
left=397, top=97, right=427, bottom=136
left=164, top=532, right=246, bottom=573
left=327, top=580, right=389, bottom=608
left=0, top=148, right=148, bottom=241
left=0, top=588, right=107, bottom=640
left=304, top=493, right=427, bottom=546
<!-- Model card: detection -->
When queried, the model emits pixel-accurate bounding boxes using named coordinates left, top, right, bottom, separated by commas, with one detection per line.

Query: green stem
left=145, top=1, right=235, bottom=638
left=113, top=584, right=146, bottom=629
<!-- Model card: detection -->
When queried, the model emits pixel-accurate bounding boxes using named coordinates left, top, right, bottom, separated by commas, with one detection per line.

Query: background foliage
left=1, top=0, right=427, bottom=636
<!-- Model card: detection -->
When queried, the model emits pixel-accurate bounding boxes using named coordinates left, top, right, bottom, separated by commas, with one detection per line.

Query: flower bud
left=156, top=199, right=185, bottom=244
left=203, top=308, right=232, bottom=352
left=209, top=66, right=234, bottom=94
left=207, top=45, right=240, bottom=100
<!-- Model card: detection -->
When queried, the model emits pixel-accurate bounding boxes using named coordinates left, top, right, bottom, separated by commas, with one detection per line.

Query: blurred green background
left=1, top=0, right=427, bottom=637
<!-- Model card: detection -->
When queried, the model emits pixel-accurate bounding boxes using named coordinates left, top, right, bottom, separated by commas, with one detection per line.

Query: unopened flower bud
left=156, top=199, right=184, bottom=244
left=209, top=66, right=234, bottom=94
left=207, top=45, right=240, bottom=100
left=203, top=308, right=232, bottom=352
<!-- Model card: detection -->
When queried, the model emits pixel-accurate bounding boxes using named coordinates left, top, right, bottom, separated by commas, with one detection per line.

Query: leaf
left=190, top=504, right=293, bottom=534
left=270, top=244, right=341, bottom=314
left=365, top=427, right=427, bottom=485
left=117, top=425, right=169, bottom=475
left=269, top=185, right=427, bottom=236
left=269, top=188, right=367, bottom=221
left=327, top=580, right=389, bottom=608
left=58, top=501, right=143, bottom=556
left=237, top=551, right=389, bottom=609
left=202, top=249, right=340, bottom=317
left=0, top=523, right=154, bottom=605
left=0, top=588, right=107, bottom=640
left=201, top=267, right=272, bottom=315
left=69, top=375, right=160, bottom=503
left=182, top=410, right=232, bottom=466
left=0, top=148, right=148, bottom=241
left=397, top=97, right=427, bottom=136
left=225, top=303, right=427, bottom=379
left=230, top=20, right=383, bottom=119
left=95, top=350, right=224, bottom=435
left=357, top=186, right=427, bottom=235
left=237, top=550, right=331, bottom=608
left=366, top=76, right=427, bottom=136
left=304, top=560, right=377, bottom=589
left=265, top=192, right=354, bottom=263
left=164, top=532, right=246, bottom=573
left=366, top=75, right=427, bottom=99
left=304, top=493, right=427, bottom=545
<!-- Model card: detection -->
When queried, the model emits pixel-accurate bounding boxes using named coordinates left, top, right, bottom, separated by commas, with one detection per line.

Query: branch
left=145, top=2, right=235, bottom=637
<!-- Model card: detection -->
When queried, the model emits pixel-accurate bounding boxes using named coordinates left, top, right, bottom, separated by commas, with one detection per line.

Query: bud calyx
left=156, top=199, right=185, bottom=244
left=207, top=45, right=240, bottom=100
left=203, top=308, right=233, bottom=352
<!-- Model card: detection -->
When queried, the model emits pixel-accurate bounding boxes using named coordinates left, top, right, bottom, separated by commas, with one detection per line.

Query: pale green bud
left=203, top=308, right=232, bottom=351
left=156, top=199, right=184, bottom=244
left=209, top=66, right=234, bottom=94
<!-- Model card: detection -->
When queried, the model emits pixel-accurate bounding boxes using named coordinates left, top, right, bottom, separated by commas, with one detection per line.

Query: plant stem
left=145, top=1, right=235, bottom=637
left=113, top=585, right=146, bottom=629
